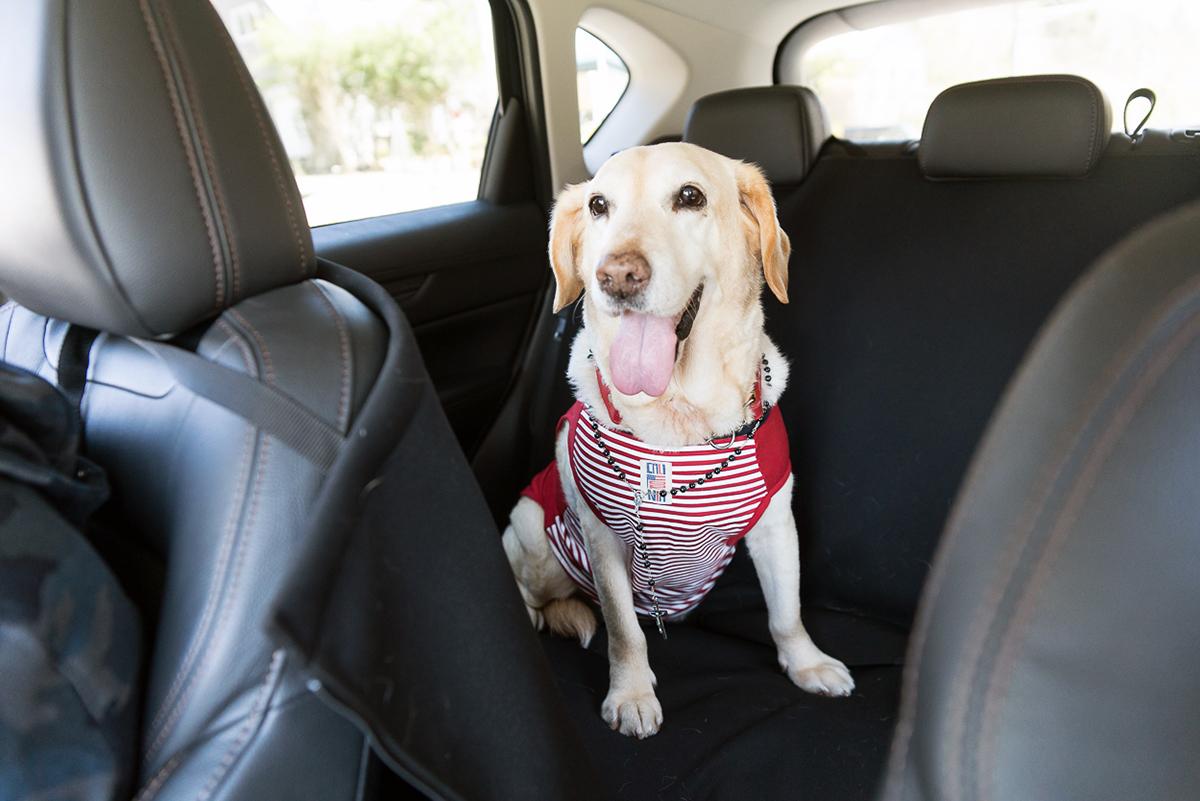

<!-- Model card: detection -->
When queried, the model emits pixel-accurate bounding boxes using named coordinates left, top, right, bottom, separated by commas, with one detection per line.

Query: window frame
left=576, top=26, right=632, bottom=147
left=774, top=0, right=1200, bottom=142
left=774, top=0, right=1004, bottom=86
left=218, top=0, right=549, bottom=228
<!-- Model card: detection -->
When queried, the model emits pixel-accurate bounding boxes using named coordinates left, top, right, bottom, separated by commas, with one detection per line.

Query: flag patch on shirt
left=641, top=460, right=672, bottom=505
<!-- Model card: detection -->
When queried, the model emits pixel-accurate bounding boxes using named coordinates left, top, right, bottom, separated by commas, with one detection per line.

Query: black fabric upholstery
left=919, top=75, right=1111, bottom=179
left=533, top=85, right=1200, bottom=801
left=683, top=86, right=828, bottom=184
left=543, top=549, right=907, bottom=801
left=271, top=352, right=604, bottom=801
left=774, top=138, right=1200, bottom=625
left=0, top=0, right=313, bottom=338
left=883, top=199, right=1200, bottom=801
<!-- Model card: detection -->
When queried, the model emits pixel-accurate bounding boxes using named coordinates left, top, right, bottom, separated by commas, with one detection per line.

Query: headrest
left=920, top=75, right=1111, bottom=179
left=0, top=0, right=315, bottom=338
left=683, top=86, right=829, bottom=185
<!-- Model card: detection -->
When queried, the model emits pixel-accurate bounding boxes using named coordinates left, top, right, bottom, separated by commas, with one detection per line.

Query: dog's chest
left=556, top=401, right=790, bottom=616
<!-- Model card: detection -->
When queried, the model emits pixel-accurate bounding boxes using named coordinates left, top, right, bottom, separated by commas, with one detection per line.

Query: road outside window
left=801, top=0, right=1200, bottom=142
left=576, top=28, right=630, bottom=143
left=214, top=0, right=498, bottom=226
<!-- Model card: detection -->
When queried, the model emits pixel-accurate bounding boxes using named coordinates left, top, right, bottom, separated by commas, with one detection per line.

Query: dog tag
left=640, top=460, right=672, bottom=505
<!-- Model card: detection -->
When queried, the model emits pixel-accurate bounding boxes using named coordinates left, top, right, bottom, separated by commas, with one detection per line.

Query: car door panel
left=312, top=199, right=549, bottom=452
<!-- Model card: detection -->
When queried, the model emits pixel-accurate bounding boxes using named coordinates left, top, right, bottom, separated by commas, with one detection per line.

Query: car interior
left=1, top=0, right=1197, bottom=800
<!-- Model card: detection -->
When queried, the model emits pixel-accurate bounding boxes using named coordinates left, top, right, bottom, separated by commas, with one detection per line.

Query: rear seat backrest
left=685, top=77, right=1200, bottom=626
left=683, top=86, right=828, bottom=188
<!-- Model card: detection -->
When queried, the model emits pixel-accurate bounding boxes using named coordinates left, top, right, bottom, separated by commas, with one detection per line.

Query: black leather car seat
left=881, top=198, right=1200, bottom=801
left=0, top=0, right=382, bottom=797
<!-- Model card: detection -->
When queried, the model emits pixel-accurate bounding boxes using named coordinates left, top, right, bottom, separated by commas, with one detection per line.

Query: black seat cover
left=537, top=78, right=1200, bottom=801
left=533, top=86, right=909, bottom=801
left=774, top=76, right=1200, bottom=624
left=882, top=198, right=1200, bottom=801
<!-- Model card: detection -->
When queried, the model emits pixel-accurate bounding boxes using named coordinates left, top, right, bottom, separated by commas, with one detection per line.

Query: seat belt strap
left=134, top=338, right=345, bottom=471
left=57, top=325, right=99, bottom=430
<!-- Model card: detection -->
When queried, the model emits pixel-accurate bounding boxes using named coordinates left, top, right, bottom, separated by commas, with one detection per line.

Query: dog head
left=548, top=142, right=789, bottom=398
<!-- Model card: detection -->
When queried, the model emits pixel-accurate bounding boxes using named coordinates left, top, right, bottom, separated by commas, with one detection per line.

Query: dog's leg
left=577, top=505, right=663, bottom=738
left=548, top=426, right=660, bottom=736
left=744, top=475, right=855, bottom=697
left=502, top=497, right=597, bottom=647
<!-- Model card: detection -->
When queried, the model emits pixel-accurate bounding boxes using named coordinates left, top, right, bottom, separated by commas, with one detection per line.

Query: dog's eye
left=675, top=184, right=706, bottom=210
left=588, top=195, right=609, bottom=218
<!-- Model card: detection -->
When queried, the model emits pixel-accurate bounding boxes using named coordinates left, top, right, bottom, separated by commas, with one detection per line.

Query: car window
left=214, top=0, right=498, bottom=226
left=798, top=0, right=1200, bottom=142
left=576, top=28, right=630, bottom=144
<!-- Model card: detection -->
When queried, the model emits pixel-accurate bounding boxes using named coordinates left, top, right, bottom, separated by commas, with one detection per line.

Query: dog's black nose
left=596, top=251, right=651, bottom=301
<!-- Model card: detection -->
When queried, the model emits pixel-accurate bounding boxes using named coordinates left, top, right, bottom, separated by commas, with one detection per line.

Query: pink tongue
left=609, top=312, right=678, bottom=397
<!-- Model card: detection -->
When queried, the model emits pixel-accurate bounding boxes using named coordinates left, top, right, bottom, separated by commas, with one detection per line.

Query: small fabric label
left=640, top=460, right=672, bottom=505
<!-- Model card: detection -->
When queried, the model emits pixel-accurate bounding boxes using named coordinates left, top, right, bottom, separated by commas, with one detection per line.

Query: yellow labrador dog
left=504, top=142, right=852, bottom=738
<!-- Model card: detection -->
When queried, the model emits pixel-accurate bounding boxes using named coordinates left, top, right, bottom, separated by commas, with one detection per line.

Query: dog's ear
left=548, top=182, right=588, bottom=313
left=737, top=162, right=790, bottom=304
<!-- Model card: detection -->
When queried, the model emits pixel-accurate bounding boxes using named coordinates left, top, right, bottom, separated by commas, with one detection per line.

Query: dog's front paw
left=601, top=686, right=663, bottom=738
left=784, top=655, right=855, bottom=697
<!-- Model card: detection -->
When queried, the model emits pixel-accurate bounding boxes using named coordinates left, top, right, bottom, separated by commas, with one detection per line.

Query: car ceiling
left=639, top=0, right=1011, bottom=43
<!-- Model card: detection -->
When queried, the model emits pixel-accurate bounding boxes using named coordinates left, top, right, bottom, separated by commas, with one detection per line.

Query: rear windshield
left=796, top=0, right=1200, bottom=142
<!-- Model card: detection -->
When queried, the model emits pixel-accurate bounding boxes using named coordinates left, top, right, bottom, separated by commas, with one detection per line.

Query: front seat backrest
left=882, top=199, right=1200, bottom=801
left=0, top=0, right=383, bottom=797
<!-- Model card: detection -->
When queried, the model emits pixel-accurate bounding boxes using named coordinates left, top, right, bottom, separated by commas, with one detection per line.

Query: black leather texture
left=883, top=199, right=1200, bottom=801
left=683, top=86, right=829, bottom=185
left=0, top=0, right=313, bottom=338
left=919, top=75, right=1112, bottom=179
left=0, top=280, right=386, bottom=801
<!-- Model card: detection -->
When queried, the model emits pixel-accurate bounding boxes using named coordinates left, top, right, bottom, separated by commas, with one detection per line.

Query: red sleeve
left=754, top=406, right=793, bottom=498
left=519, top=402, right=583, bottom=529
left=519, top=460, right=568, bottom=531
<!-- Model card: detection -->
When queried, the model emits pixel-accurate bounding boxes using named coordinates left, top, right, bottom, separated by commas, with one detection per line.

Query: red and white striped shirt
left=521, top=401, right=791, bottom=619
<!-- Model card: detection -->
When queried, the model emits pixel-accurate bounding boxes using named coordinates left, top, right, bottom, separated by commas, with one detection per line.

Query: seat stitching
left=975, top=312, right=1200, bottom=801
left=309, top=282, right=352, bottom=431
left=2, top=302, right=15, bottom=361
left=937, top=425, right=1078, bottom=798
left=135, top=650, right=286, bottom=801
left=148, top=432, right=274, bottom=787
left=211, top=13, right=310, bottom=277
left=882, top=272, right=1200, bottom=799
left=192, top=650, right=287, bottom=801
left=226, top=309, right=276, bottom=385
left=132, top=754, right=181, bottom=801
left=213, top=318, right=255, bottom=373
left=145, top=311, right=278, bottom=759
left=143, top=320, right=258, bottom=761
left=136, top=0, right=224, bottom=311
left=157, top=1, right=241, bottom=302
